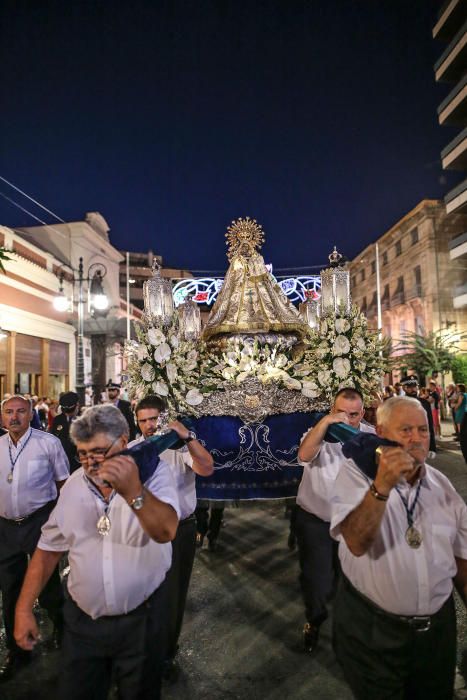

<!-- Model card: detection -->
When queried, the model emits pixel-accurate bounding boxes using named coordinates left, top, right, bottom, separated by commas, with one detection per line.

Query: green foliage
left=451, top=355, right=467, bottom=385
left=394, top=331, right=467, bottom=380
left=0, top=247, right=12, bottom=273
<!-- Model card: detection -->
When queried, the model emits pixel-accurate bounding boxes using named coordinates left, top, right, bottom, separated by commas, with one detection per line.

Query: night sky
left=0, top=0, right=456, bottom=274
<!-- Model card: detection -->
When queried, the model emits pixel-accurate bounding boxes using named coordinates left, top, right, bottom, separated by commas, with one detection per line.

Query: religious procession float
left=124, top=218, right=387, bottom=500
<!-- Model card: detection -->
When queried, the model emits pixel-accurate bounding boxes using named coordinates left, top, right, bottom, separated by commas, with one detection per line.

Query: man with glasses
left=130, top=395, right=213, bottom=681
left=14, top=404, right=179, bottom=700
left=0, top=395, right=69, bottom=681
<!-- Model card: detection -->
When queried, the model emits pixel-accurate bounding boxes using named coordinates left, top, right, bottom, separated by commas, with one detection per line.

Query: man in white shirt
left=331, top=396, right=467, bottom=699
left=0, top=395, right=69, bottom=681
left=130, top=395, right=213, bottom=681
left=14, top=404, right=180, bottom=700
left=296, top=388, right=374, bottom=653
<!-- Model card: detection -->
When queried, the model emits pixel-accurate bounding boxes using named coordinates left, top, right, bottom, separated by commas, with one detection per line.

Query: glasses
left=77, top=436, right=121, bottom=466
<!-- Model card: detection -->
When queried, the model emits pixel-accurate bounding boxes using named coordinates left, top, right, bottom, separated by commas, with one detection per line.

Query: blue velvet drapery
left=192, top=412, right=318, bottom=501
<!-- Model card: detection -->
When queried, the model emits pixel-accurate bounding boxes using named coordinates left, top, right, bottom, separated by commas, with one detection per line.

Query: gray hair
left=376, top=396, right=427, bottom=427
left=1, top=395, right=33, bottom=412
left=70, top=404, right=129, bottom=443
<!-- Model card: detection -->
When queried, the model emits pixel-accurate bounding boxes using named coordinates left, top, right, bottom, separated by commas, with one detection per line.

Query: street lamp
left=53, top=257, right=109, bottom=406
left=53, top=274, right=71, bottom=312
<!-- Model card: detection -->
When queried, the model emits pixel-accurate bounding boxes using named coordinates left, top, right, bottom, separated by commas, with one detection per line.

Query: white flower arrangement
left=302, top=305, right=388, bottom=403
left=125, top=314, right=206, bottom=417
left=124, top=304, right=387, bottom=415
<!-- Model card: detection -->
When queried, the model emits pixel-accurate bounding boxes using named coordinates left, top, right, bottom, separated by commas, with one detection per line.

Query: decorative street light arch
left=172, top=272, right=322, bottom=308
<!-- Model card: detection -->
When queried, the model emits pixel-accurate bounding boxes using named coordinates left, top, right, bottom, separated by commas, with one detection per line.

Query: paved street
left=1, top=428, right=467, bottom=700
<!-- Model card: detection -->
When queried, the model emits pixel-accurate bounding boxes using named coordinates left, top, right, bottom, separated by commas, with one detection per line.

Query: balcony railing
left=406, top=285, right=423, bottom=300
left=391, top=292, right=405, bottom=306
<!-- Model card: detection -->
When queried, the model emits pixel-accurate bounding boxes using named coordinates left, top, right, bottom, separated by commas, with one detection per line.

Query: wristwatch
left=128, top=491, right=145, bottom=511
left=184, top=430, right=197, bottom=444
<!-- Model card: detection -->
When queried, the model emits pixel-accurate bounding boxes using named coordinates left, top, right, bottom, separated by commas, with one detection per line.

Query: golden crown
left=225, top=217, right=265, bottom=261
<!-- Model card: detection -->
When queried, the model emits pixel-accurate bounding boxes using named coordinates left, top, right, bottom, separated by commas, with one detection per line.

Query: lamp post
left=53, top=257, right=108, bottom=407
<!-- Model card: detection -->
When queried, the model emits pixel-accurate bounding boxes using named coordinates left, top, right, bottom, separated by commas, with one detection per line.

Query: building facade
left=0, top=226, right=76, bottom=397
left=349, top=200, right=467, bottom=375
left=119, top=249, right=193, bottom=312
left=433, top=0, right=467, bottom=310
left=3, top=213, right=141, bottom=401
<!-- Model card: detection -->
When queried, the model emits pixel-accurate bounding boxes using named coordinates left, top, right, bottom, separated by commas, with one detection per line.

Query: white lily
left=185, top=389, right=204, bottom=405
left=140, top=363, right=155, bottom=382
left=153, top=380, right=169, bottom=396
left=147, top=327, right=166, bottom=346
left=154, top=343, right=172, bottom=364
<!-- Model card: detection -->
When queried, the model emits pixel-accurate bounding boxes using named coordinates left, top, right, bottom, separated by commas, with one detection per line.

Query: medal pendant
left=405, top=525, right=422, bottom=549
left=96, top=514, right=111, bottom=536
left=7, top=472, right=13, bottom=484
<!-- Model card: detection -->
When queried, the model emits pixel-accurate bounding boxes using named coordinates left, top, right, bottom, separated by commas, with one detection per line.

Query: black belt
left=342, top=575, right=449, bottom=633
left=0, top=500, right=56, bottom=526
left=180, top=513, right=196, bottom=524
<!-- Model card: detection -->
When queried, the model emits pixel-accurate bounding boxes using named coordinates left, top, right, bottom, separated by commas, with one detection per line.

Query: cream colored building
left=1, top=213, right=141, bottom=400
left=0, top=226, right=76, bottom=397
left=349, top=200, right=467, bottom=375
left=119, top=249, right=193, bottom=312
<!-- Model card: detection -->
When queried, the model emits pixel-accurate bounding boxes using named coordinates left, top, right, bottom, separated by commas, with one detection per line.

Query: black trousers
left=333, top=576, right=456, bottom=700
left=0, top=501, right=63, bottom=652
left=295, top=506, right=338, bottom=626
left=195, top=505, right=224, bottom=541
left=59, top=579, right=169, bottom=700
left=163, top=514, right=197, bottom=660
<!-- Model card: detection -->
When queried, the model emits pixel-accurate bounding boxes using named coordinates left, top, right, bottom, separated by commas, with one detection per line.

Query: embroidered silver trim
left=198, top=377, right=327, bottom=423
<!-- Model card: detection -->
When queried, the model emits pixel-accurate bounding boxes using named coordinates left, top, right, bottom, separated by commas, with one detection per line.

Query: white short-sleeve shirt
left=0, top=428, right=70, bottom=519
left=39, top=458, right=180, bottom=619
left=297, top=422, right=375, bottom=522
left=330, top=459, right=467, bottom=616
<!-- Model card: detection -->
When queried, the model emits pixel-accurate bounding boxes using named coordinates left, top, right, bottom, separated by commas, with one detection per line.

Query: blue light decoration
left=172, top=271, right=321, bottom=307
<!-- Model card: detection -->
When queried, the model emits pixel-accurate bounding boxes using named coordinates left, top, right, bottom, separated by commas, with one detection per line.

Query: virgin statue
left=202, top=218, right=307, bottom=344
